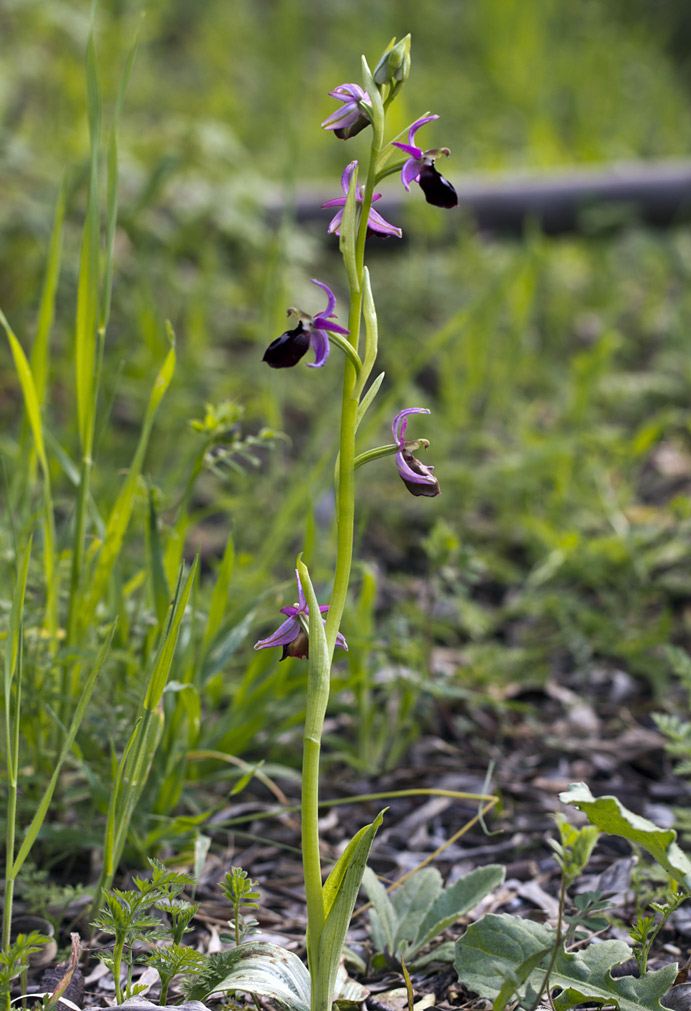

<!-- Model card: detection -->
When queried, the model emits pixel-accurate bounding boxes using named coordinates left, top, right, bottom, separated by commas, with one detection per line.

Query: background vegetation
left=3, top=0, right=691, bottom=873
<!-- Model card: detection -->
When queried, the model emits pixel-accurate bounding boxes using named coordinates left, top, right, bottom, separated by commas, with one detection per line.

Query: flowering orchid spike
left=262, top=279, right=350, bottom=369
left=253, top=570, right=348, bottom=660
left=322, top=160, right=402, bottom=239
left=392, top=115, right=458, bottom=209
left=321, top=83, right=372, bottom=140
left=393, top=407, right=440, bottom=497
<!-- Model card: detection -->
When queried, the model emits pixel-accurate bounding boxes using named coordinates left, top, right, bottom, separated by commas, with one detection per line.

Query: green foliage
left=549, top=812, right=600, bottom=884
left=561, top=782, right=691, bottom=889
left=0, top=931, right=52, bottom=1011
left=219, top=866, right=261, bottom=946
left=92, top=858, right=197, bottom=1004
left=363, top=864, right=505, bottom=968
left=454, top=914, right=677, bottom=1011
left=629, top=889, right=687, bottom=975
left=144, top=944, right=207, bottom=1007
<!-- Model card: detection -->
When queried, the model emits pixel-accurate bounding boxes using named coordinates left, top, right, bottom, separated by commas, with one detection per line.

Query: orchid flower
left=321, top=83, right=372, bottom=140
left=322, top=161, right=402, bottom=239
left=262, top=279, right=350, bottom=369
left=253, top=570, right=348, bottom=661
left=392, top=115, right=458, bottom=209
left=394, top=407, right=440, bottom=497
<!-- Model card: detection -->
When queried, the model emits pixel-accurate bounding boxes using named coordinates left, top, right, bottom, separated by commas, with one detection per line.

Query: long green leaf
left=203, top=534, right=234, bottom=653
left=75, top=26, right=101, bottom=455
left=147, top=488, right=172, bottom=626
left=5, top=538, right=32, bottom=720
left=100, top=17, right=141, bottom=331
left=2, top=312, right=57, bottom=632
left=316, top=811, right=384, bottom=1011
left=32, top=182, right=66, bottom=403
left=2, top=311, right=49, bottom=475
left=144, top=556, right=197, bottom=712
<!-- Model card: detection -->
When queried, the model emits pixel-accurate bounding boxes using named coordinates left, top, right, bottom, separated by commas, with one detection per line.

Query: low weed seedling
left=0, top=932, right=52, bottom=1011
left=91, top=859, right=196, bottom=1004
left=219, top=866, right=261, bottom=947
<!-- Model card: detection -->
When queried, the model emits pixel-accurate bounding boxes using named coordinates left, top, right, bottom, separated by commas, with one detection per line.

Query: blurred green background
left=3, top=0, right=691, bottom=806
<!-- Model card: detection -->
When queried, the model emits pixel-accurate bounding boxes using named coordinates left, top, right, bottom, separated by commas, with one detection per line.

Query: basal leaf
left=361, top=865, right=397, bottom=955
left=454, top=912, right=554, bottom=1007
left=187, top=942, right=310, bottom=1011
left=455, top=913, right=677, bottom=1011
left=560, top=782, right=691, bottom=889
left=412, top=864, right=505, bottom=956
left=317, top=811, right=384, bottom=1011
left=549, top=939, right=677, bottom=1011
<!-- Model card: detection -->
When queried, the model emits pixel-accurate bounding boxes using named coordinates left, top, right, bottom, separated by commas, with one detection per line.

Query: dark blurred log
left=279, top=159, right=691, bottom=237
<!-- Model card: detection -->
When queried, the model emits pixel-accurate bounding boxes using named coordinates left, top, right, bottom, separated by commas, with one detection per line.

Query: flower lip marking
left=262, top=279, right=350, bottom=369
left=393, top=407, right=440, bottom=497
left=321, top=83, right=372, bottom=140
left=253, top=570, right=349, bottom=660
left=321, top=161, right=403, bottom=239
left=392, top=116, right=458, bottom=209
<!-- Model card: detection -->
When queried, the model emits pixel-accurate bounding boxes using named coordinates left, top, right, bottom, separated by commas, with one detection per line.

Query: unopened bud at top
left=373, top=34, right=411, bottom=86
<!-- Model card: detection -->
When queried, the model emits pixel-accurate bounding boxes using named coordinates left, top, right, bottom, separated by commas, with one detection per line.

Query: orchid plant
left=209, top=35, right=456, bottom=1011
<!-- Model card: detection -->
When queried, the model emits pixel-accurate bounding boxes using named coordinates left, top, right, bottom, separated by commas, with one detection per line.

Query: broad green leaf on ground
left=364, top=864, right=505, bottom=965
left=560, top=782, right=691, bottom=889
left=184, top=942, right=310, bottom=1011
left=454, top=913, right=554, bottom=1011
left=454, top=913, right=677, bottom=1011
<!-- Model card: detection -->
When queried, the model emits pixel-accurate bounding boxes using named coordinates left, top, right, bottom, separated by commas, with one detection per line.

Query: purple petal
left=313, top=315, right=350, bottom=335
left=327, top=83, right=368, bottom=103
left=393, top=407, right=430, bottom=444
left=367, top=206, right=403, bottom=238
left=311, top=278, right=336, bottom=317
left=321, top=197, right=347, bottom=209
left=254, top=615, right=300, bottom=650
left=341, top=160, right=358, bottom=195
left=295, top=570, right=306, bottom=611
left=325, top=208, right=345, bottom=234
left=307, top=328, right=330, bottom=368
left=322, top=105, right=363, bottom=130
left=392, top=142, right=423, bottom=160
left=336, top=631, right=349, bottom=652
left=395, top=448, right=439, bottom=489
left=400, top=157, right=422, bottom=191
left=280, top=605, right=299, bottom=617
left=409, top=114, right=439, bottom=146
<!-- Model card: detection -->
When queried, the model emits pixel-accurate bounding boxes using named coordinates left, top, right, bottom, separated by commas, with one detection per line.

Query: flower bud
left=373, top=34, right=411, bottom=86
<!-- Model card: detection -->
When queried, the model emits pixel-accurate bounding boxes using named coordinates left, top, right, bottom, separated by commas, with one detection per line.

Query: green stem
left=354, top=444, right=397, bottom=470
left=305, top=127, right=382, bottom=1011
left=112, top=934, right=125, bottom=1005
left=323, top=129, right=379, bottom=657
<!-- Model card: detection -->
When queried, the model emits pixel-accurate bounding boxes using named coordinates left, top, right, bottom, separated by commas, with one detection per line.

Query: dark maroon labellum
left=280, top=628, right=309, bottom=661
left=334, top=115, right=371, bottom=140
left=262, top=322, right=310, bottom=368
left=400, top=449, right=441, bottom=497
left=418, top=163, right=458, bottom=209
